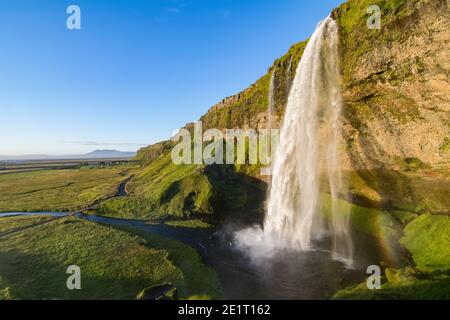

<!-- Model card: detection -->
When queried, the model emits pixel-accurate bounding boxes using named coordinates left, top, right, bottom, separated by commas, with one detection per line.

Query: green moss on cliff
left=347, top=168, right=450, bottom=214
left=320, top=193, right=397, bottom=239
left=400, top=214, right=450, bottom=273
left=439, top=137, right=450, bottom=154
left=401, top=157, right=430, bottom=172
left=334, top=0, right=426, bottom=84
left=199, top=40, right=308, bottom=131
left=134, top=141, right=172, bottom=165
left=200, top=73, right=271, bottom=130
left=390, top=210, right=417, bottom=224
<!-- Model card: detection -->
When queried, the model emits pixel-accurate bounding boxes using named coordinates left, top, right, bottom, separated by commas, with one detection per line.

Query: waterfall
left=237, top=17, right=353, bottom=266
left=285, top=56, right=293, bottom=97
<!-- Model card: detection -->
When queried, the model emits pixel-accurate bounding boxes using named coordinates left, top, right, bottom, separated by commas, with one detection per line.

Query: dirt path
left=79, top=175, right=134, bottom=212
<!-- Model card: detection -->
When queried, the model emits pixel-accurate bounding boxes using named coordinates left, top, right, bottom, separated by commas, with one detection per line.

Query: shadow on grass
left=0, top=249, right=166, bottom=300
left=96, top=223, right=222, bottom=299
left=0, top=216, right=65, bottom=239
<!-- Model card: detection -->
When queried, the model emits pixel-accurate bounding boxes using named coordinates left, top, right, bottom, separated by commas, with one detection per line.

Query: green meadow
left=0, top=215, right=220, bottom=300
left=0, top=165, right=135, bottom=212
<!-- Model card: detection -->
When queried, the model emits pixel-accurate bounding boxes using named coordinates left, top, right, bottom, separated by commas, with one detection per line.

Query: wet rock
left=136, top=283, right=178, bottom=300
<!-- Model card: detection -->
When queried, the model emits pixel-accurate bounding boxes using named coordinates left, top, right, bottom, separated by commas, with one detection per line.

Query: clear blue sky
left=0, top=0, right=344, bottom=155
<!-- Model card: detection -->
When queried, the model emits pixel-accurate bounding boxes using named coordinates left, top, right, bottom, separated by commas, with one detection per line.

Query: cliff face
left=335, top=0, right=450, bottom=212
left=133, top=0, right=449, bottom=218
left=337, top=0, right=449, bottom=169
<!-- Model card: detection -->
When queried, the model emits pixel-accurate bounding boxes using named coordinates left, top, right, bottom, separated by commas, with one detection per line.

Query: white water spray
left=285, top=56, right=293, bottom=96
left=237, top=17, right=353, bottom=266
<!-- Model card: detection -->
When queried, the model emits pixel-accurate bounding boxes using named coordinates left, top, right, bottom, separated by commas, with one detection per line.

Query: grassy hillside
left=96, top=150, right=263, bottom=223
left=333, top=214, right=450, bottom=299
left=96, top=152, right=215, bottom=219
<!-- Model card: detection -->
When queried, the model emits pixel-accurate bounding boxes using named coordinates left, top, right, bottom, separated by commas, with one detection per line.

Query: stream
left=0, top=211, right=385, bottom=299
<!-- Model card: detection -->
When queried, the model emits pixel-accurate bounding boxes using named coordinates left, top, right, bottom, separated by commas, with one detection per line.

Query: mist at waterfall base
left=235, top=17, right=354, bottom=268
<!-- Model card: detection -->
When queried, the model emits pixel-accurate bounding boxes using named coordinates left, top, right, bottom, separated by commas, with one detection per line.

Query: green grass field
left=0, top=165, right=135, bottom=212
left=0, top=215, right=220, bottom=300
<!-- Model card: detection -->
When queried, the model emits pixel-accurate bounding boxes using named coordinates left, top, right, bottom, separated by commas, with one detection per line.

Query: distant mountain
left=82, top=150, right=136, bottom=158
left=0, top=150, right=136, bottom=161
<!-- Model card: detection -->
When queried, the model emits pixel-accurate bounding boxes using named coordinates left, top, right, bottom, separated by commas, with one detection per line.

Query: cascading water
left=285, top=56, right=293, bottom=97
left=236, top=17, right=353, bottom=267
